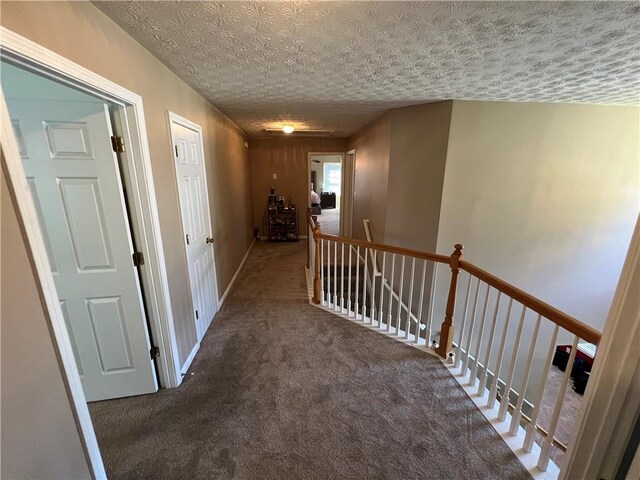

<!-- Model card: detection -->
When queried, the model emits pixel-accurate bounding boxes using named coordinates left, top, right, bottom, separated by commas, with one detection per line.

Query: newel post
left=306, top=209, right=311, bottom=268
left=312, top=224, right=322, bottom=305
left=436, top=244, right=463, bottom=358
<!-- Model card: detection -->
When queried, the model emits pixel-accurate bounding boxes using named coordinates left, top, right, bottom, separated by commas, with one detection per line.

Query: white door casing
left=170, top=113, right=218, bottom=343
left=9, top=98, right=158, bottom=401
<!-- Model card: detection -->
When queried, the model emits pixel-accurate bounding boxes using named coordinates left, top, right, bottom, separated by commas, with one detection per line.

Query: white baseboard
left=178, top=341, right=200, bottom=384
left=218, top=238, right=255, bottom=307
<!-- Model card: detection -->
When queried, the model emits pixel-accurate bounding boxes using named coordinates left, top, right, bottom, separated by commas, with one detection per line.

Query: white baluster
left=462, top=278, right=482, bottom=375
left=415, top=259, right=428, bottom=345
left=329, top=240, right=333, bottom=307
left=340, top=243, right=345, bottom=313
left=524, top=323, right=559, bottom=452
left=370, top=250, right=377, bottom=324
left=354, top=246, right=360, bottom=319
left=469, top=284, right=491, bottom=386
left=406, top=258, right=416, bottom=340
left=347, top=245, right=353, bottom=316
left=509, top=313, right=542, bottom=436
left=478, top=292, right=502, bottom=395
left=454, top=274, right=473, bottom=368
left=320, top=238, right=325, bottom=305
left=362, top=247, right=368, bottom=322
left=378, top=252, right=386, bottom=329
left=333, top=240, right=338, bottom=310
left=387, top=253, right=396, bottom=332
left=498, top=304, right=527, bottom=422
left=487, top=298, right=514, bottom=409
left=537, top=336, right=579, bottom=471
left=396, top=256, right=406, bottom=336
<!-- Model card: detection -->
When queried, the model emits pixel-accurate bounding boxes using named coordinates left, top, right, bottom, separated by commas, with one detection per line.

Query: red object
left=557, top=345, right=594, bottom=368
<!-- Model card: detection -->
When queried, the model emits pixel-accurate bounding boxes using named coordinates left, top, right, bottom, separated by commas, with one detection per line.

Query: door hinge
left=150, top=346, right=160, bottom=359
left=174, top=145, right=179, bottom=157
left=132, top=251, right=145, bottom=266
left=195, top=310, right=199, bottom=320
left=111, top=135, right=125, bottom=153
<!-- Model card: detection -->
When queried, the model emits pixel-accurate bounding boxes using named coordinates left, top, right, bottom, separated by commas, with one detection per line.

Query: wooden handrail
left=306, top=214, right=602, bottom=347
left=460, top=261, right=601, bottom=345
left=308, top=211, right=448, bottom=263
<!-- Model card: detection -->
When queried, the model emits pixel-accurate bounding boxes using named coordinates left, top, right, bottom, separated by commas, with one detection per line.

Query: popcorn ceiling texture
left=96, top=1, right=640, bottom=137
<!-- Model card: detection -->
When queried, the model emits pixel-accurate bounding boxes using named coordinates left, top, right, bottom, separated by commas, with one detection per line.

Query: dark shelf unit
left=267, top=207, right=298, bottom=242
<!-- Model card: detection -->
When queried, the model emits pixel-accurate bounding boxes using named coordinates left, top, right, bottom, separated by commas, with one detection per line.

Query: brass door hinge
left=150, top=346, right=160, bottom=359
left=132, top=251, right=144, bottom=266
left=111, top=135, right=125, bottom=153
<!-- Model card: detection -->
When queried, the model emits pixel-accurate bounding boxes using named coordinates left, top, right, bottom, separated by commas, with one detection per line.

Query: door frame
left=167, top=111, right=219, bottom=355
left=343, top=149, right=356, bottom=238
left=307, top=151, right=346, bottom=235
left=1, top=27, right=182, bottom=478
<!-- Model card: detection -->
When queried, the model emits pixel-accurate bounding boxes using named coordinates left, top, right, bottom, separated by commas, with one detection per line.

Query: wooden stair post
left=306, top=208, right=311, bottom=268
left=436, top=244, right=463, bottom=358
left=312, top=223, right=322, bottom=305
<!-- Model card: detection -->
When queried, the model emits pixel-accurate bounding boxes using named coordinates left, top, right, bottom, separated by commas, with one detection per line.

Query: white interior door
left=171, top=117, right=218, bottom=342
left=8, top=99, right=158, bottom=401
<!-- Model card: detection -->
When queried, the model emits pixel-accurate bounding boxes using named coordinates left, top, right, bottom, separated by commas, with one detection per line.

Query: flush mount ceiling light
left=264, top=128, right=335, bottom=137
left=282, top=125, right=294, bottom=134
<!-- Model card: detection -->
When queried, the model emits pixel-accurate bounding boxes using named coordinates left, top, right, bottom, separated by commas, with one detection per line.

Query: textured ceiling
left=95, top=1, right=640, bottom=137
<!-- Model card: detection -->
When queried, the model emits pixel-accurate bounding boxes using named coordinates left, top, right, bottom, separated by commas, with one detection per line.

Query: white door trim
left=307, top=151, right=345, bottom=234
left=1, top=26, right=181, bottom=479
left=168, top=111, right=219, bottom=350
left=343, top=149, right=356, bottom=238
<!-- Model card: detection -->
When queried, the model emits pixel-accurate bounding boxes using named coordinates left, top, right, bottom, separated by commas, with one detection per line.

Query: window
left=323, top=162, right=341, bottom=194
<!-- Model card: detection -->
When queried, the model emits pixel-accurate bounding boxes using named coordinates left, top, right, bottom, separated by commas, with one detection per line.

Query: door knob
left=206, top=236, right=214, bottom=244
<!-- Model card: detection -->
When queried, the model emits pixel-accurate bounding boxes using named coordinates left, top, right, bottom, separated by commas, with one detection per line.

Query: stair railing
left=308, top=210, right=449, bottom=342
left=307, top=209, right=602, bottom=473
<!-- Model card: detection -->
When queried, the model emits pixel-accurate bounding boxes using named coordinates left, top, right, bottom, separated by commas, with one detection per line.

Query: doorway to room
left=2, top=60, right=160, bottom=402
left=309, top=153, right=344, bottom=236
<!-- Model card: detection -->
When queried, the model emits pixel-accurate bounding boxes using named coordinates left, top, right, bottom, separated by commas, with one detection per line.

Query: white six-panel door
left=9, top=99, right=158, bottom=401
left=171, top=117, right=218, bottom=342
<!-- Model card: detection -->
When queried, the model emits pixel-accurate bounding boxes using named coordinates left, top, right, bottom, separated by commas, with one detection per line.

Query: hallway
left=89, top=241, right=530, bottom=480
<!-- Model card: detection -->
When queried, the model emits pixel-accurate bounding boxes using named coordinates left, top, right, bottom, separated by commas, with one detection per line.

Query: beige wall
left=347, top=102, right=452, bottom=248
left=436, top=100, right=640, bottom=331
left=433, top=100, right=639, bottom=399
left=386, top=101, right=452, bottom=251
left=248, top=137, right=347, bottom=235
left=1, top=168, right=92, bottom=479
left=1, top=1, right=254, bottom=368
left=347, top=114, right=391, bottom=241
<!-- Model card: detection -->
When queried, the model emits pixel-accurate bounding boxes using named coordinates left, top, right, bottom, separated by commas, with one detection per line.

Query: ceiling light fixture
left=282, top=125, right=294, bottom=134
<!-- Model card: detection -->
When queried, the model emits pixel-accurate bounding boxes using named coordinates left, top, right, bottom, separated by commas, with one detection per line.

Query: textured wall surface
left=1, top=1, right=254, bottom=367
left=95, top=1, right=640, bottom=136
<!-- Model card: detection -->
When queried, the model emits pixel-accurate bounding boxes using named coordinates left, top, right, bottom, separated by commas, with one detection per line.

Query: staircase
left=321, top=260, right=370, bottom=316
left=305, top=210, right=602, bottom=479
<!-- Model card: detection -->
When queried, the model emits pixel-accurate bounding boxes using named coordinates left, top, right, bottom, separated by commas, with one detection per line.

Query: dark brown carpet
left=89, top=241, right=531, bottom=480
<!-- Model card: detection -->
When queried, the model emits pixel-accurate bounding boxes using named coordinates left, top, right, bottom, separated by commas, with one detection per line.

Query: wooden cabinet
left=267, top=207, right=298, bottom=242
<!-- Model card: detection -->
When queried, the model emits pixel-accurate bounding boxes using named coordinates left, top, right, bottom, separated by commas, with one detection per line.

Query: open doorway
left=1, top=33, right=182, bottom=477
left=2, top=60, right=159, bottom=401
left=309, top=153, right=344, bottom=236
